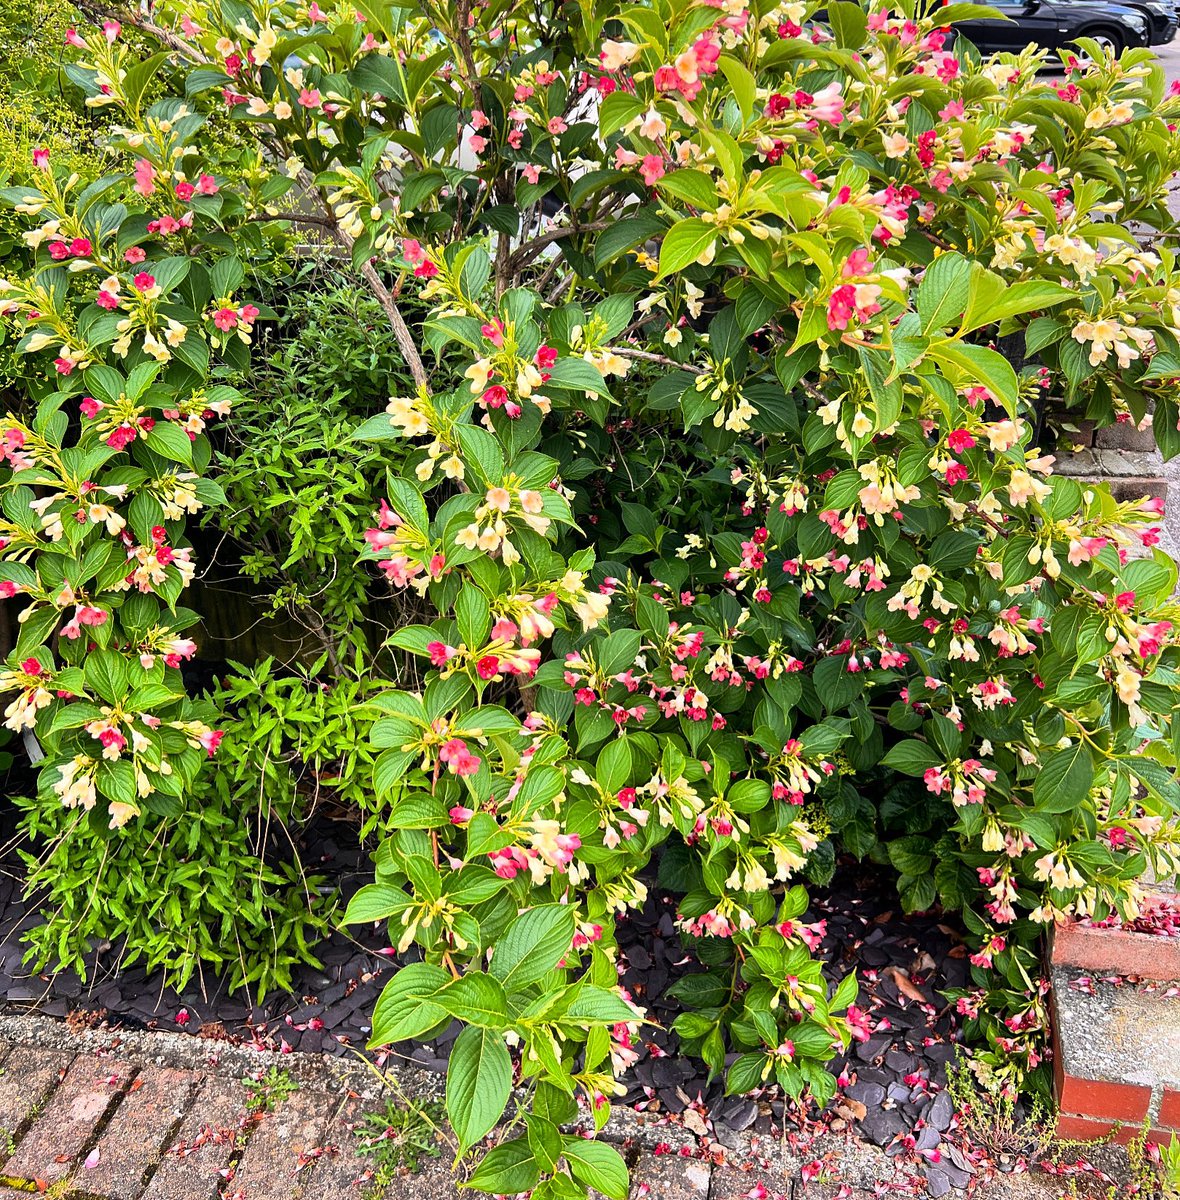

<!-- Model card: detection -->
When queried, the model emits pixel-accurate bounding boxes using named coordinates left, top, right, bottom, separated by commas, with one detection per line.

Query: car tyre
left=1076, top=25, right=1125, bottom=55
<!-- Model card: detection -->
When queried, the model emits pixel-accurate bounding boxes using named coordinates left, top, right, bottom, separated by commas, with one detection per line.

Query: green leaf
left=599, top=91, right=645, bottom=137
left=447, top=1025, right=512, bottom=1153
left=917, top=253, right=972, bottom=334
left=967, top=279, right=1075, bottom=331
left=351, top=52, right=404, bottom=98
left=368, top=963, right=450, bottom=1046
left=881, top=740, right=942, bottom=776
left=437, top=972, right=510, bottom=1027
left=565, top=986, right=641, bottom=1024
left=826, top=0, right=868, bottom=47
left=352, top=414, right=402, bottom=442
left=143, top=421, right=194, bottom=465
left=342, top=884, right=407, bottom=924
left=562, top=1138, right=629, bottom=1200
left=454, top=424, right=504, bottom=486
left=655, top=218, right=718, bottom=281
left=84, top=648, right=128, bottom=705
left=656, top=169, right=720, bottom=210
left=1033, top=743, right=1094, bottom=813
left=490, top=905, right=576, bottom=993
left=717, top=55, right=756, bottom=124
left=466, top=1139, right=540, bottom=1194
left=455, top=585, right=491, bottom=648
left=928, top=340, right=1019, bottom=413
left=544, top=358, right=612, bottom=398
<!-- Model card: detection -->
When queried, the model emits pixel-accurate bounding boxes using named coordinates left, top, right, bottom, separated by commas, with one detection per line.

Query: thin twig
left=607, top=346, right=705, bottom=373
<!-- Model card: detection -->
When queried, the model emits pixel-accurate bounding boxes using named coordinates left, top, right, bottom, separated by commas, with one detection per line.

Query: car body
left=1115, top=0, right=1179, bottom=43
left=952, top=0, right=1157, bottom=54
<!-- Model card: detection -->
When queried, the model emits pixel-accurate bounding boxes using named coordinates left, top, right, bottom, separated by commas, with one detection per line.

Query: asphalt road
left=1155, top=38, right=1180, bottom=80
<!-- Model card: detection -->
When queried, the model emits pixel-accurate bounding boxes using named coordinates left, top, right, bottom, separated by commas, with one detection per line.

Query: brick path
left=0, top=1013, right=1129, bottom=1200
left=0, top=1037, right=388, bottom=1200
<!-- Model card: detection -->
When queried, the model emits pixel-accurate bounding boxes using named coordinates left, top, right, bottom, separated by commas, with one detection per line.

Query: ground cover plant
left=3, top=0, right=1180, bottom=1195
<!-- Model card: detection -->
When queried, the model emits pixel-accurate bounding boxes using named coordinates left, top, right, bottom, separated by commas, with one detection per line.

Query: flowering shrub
left=4, top=0, right=1180, bottom=1194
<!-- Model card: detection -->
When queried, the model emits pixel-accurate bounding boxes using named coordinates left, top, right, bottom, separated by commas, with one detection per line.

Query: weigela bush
left=4, top=0, right=1180, bottom=1194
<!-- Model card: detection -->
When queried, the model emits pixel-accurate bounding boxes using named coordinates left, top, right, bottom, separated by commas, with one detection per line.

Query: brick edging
left=1050, top=899, right=1180, bottom=981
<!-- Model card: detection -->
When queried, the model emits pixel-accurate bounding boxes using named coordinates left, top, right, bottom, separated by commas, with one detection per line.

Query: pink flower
left=132, top=272, right=156, bottom=292
left=54, top=358, right=76, bottom=375
left=468, top=134, right=488, bottom=154
left=175, top=180, right=195, bottom=201
left=808, top=81, right=845, bottom=124
left=439, top=738, right=481, bottom=776
left=535, top=344, right=558, bottom=369
left=522, top=163, right=541, bottom=184
left=947, top=428, right=976, bottom=454
left=32, top=147, right=50, bottom=170
left=124, top=246, right=146, bottom=264
left=102, top=19, right=120, bottom=41
left=427, top=640, right=456, bottom=666
left=827, top=284, right=857, bottom=330
left=298, top=88, right=322, bottom=109
left=199, top=730, right=224, bottom=756
left=547, top=116, right=568, bottom=134
left=402, top=238, right=425, bottom=264
left=213, top=307, right=238, bottom=331
left=639, top=154, right=665, bottom=186
left=414, top=260, right=439, bottom=278
left=449, top=805, right=475, bottom=824
left=133, top=159, right=155, bottom=197
left=96, top=289, right=119, bottom=310
left=81, top=396, right=105, bottom=419
left=64, top=28, right=86, bottom=46
left=654, top=64, right=680, bottom=92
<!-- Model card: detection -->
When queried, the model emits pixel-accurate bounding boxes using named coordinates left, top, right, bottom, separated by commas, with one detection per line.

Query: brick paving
left=0, top=1036, right=380, bottom=1200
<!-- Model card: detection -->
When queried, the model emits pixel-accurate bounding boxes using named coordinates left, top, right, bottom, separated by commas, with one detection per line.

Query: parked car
left=1112, top=0, right=1179, bottom=43
left=952, top=0, right=1156, bottom=54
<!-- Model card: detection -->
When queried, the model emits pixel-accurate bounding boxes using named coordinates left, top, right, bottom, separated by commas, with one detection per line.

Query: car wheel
left=1077, top=25, right=1125, bottom=56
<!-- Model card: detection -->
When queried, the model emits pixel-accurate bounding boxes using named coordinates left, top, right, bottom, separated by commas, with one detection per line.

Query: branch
left=360, top=261, right=430, bottom=393
left=607, top=347, right=704, bottom=373
left=75, top=0, right=207, bottom=61
left=507, top=222, right=612, bottom=272
left=247, top=212, right=336, bottom=229
left=450, top=0, right=481, bottom=98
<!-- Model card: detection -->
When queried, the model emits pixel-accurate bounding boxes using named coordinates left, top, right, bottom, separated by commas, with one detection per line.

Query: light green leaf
left=368, top=963, right=450, bottom=1046
left=655, top=218, right=718, bottom=280
left=447, top=1025, right=512, bottom=1152
left=717, top=55, right=756, bottom=124
left=490, top=905, right=576, bottom=993
left=562, top=1138, right=629, bottom=1200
